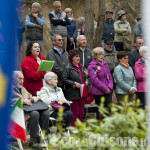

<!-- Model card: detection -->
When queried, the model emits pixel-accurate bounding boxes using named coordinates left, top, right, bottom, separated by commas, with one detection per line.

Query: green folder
left=37, top=60, right=55, bottom=72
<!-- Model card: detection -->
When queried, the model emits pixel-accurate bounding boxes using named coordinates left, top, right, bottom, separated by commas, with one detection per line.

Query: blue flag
left=0, top=0, right=21, bottom=149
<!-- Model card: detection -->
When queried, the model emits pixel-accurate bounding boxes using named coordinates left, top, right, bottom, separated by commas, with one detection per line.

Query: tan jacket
left=11, top=84, right=33, bottom=121
left=114, top=21, right=131, bottom=42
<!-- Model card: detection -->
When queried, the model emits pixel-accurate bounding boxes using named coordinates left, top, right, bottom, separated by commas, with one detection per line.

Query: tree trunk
left=94, top=0, right=105, bottom=47
left=84, top=0, right=94, bottom=49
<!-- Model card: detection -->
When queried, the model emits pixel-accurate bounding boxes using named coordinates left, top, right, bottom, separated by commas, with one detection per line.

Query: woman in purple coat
left=88, top=47, right=113, bottom=119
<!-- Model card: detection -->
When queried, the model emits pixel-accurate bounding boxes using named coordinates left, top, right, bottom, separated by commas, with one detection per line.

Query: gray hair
left=139, top=46, right=148, bottom=54
left=44, top=72, right=58, bottom=83
left=135, top=37, right=143, bottom=43
left=51, top=34, right=62, bottom=41
left=77, top=35, right=86, bottom=42
left=53, top=1, right=61, bottom=7
left=77, top=17, right=85, bottom=24
left=32, top=2, right=41, bottom=10
left=12, top=71, right=23, bottom=80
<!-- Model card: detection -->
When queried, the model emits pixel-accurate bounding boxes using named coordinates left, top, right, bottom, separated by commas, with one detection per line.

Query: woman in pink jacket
left=134, top=46, right=147, bottom=108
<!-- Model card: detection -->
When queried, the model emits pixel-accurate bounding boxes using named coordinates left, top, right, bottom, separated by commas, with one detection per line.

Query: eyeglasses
left=57, top=39, right=64, bottom=42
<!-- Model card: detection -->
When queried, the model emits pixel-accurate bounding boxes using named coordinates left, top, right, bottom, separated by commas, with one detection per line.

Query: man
left=102, top=9, right=115, bottom=48
left=77, top=35, right=92, bottom=70
left=11, top=71, right=49, bottom=150
left=49, top=1, right=70, bottom=50
left=129, top=37, right=144, bottom=71
left=46, top=34, right=69, bottom=90
left=25, top=2, right=45, bottom=53
left=103, top=37, right=118, bottom=74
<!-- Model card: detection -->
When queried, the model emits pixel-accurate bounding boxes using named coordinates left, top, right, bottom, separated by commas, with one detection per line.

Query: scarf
left=120, top=62, right=129, bottom=68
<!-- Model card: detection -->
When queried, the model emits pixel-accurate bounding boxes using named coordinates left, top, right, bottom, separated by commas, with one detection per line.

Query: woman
left=135, top=46, right=147, bottom=108
left=37, top=72, right=73, bottom=128
left=114, top=10, right=131, bottom=51
left=21, top=41, right=46, bottom=95
left=114, top=51, right=137, bottom=102
left=62, top=49, right=88, bottom=126
left=88, top=47, right=113, bottom=119
left=64, top=8, right=77, bottom=52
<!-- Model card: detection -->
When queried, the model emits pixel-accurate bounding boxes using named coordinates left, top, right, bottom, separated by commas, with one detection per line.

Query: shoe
left=29, top=137, right=42, bottom=150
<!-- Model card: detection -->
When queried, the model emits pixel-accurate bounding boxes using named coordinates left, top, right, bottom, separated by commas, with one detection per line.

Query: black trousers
left=93, top=94, right=112, bottom=119
left=137, top=92, right=146, bottom=108
left=114, top=42, right=123, bottom=51
left=50, top=110, right=73, bottom=128
left=29, top=110, right=49, bottom=138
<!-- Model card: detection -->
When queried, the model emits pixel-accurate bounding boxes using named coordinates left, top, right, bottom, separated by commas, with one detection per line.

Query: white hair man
left=12, top=71, right=49, bottom=149
left=49, top=1, right=70, bottom=50
left=25, top=2, right=45, bottom=53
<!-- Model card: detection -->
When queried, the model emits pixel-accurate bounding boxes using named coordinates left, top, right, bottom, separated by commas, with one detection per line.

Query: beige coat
left=114, top=21, right=131, bottom=42
left=11, top=84, right=33, bottom=121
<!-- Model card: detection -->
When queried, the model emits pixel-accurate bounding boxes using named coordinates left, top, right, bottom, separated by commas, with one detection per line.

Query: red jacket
left=21, top=54, right=46, bottom=95
left=134, top=58, right=146, bottom=92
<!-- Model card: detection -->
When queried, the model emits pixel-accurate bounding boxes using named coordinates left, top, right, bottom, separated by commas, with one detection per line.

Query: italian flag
left=8, top=98, right=27, bottom=142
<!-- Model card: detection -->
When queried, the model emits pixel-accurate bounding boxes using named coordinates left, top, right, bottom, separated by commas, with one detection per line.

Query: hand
left=35, top=24, right=43, bottom=29
left=23, top=99, right=32, bottom=105
left=75, top=82, right=81, bottom=88
left=105, top=88, right=111, bottom=94
left=70, top=38, right=74, bottom=44
left=129, top=89, right=136, bottom=94
left=85, top=80, right=88, bottom=86
left=32, top=96, right=39, bottom=102
left=52, top=17, right=57, bottom=20
left=58, top=99, right=66, bottom=105
left=32, top=13, right=38, bottom=19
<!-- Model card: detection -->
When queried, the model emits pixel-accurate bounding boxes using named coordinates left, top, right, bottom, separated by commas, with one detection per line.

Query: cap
left=117, top=10, right=125, bottom=19
left=104, top=37, right=114, bottom=44
left=106, top=8, right=113, bottom=13
left=136, top=14, right=142, bottom=20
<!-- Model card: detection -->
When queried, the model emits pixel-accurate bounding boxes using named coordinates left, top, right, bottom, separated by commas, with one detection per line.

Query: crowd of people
left=12, top=1, right=147, bottom=149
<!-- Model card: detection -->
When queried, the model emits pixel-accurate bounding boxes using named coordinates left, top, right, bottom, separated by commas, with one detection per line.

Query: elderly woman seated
left=37, top=72, right=73, bottom=129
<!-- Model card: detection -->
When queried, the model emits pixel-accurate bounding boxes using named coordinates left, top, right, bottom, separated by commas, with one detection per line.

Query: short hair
left=76, top=17, right=85, bottom=24
left=139, top=46, right=148, bottom=54
left=51, top=34, right=62, bottom=42
left=135, top=37, right=143, bottom=43
left=26, top=41, right=40, bottom=56
left=117, top=51, right=128, bottom=61
left=32, top=2, right=41, bottom=10
left=92, top=47, right=105, bottom=59
left=77, top=35, right=86, bottom=42
left=13, top=71, right=23, bottom=80
left=44, top=72, right=58, bottom=83
left=68, top=49, right=80, bottom=62
left=53, top=1, right=61, bottom=7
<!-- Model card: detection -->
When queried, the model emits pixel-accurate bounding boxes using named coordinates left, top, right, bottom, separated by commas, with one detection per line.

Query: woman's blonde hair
left=92, top=47, right=105, bottom=59
left=64, top=8, right=73, bottom=18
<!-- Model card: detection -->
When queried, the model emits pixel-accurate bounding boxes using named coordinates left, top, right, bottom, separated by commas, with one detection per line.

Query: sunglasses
left=57, top=39, right=64, bottom=42
left=137, top=43, right=144, bottom=44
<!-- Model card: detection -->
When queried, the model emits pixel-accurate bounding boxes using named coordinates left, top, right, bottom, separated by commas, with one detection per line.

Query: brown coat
left=11, top=84, right=33, bottom=121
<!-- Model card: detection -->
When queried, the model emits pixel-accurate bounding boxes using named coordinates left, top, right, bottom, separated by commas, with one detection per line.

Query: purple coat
left=88, top=59, right=113, bottom=95
left=134, top=58, right=146, bottom=92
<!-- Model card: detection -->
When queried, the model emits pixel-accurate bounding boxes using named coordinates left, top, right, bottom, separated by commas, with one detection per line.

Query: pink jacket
left=134, top=58, right=146, bottom=92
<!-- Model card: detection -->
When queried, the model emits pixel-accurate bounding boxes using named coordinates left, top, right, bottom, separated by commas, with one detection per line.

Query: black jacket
left=129, top=47, right=140, bottom=71
left=46, top=48, right=69, bottom=88
left=77, top=48, right=92, bottom=70
left=62, top=62, right=87, bottom=100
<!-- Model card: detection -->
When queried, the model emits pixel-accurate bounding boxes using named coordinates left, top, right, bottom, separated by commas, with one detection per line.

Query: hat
left=106, top=9, right=113, bottom=13
left=136, top=14, right=142, bottom=20
left=104, top=37, right=114, bottom=44
left=117, top=10, right=125, bottom=19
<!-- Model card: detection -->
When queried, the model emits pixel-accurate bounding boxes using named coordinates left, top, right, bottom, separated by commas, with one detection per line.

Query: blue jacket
left=114, top=64, right=137, bottom=94
left=67, top=20, right=77, bottom=40
left=102, top=19, right=115, bottom=40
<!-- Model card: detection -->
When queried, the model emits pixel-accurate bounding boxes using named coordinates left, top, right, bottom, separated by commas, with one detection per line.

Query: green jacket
left=114, top=21, right=131, bottom=42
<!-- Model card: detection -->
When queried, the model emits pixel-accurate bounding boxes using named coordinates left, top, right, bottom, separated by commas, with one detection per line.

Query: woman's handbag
left=123, top=37, right=132, bottom=52
left=51, top=101, right=70, bottom=111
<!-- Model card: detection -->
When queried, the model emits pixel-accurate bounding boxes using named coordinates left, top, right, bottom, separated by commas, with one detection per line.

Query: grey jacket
left=46, top=48, right=69, bottom=88
left=114, top=64, right=136, bottom=94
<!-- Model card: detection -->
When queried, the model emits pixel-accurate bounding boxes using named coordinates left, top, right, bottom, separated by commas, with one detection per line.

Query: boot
left=29, top=137, right=42, bottom=150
